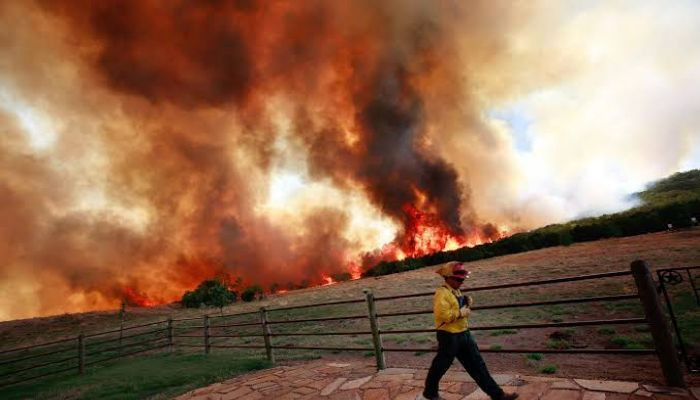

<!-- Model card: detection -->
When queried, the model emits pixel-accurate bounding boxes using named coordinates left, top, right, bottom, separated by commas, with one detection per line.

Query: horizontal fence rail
left=376, top=294, right=640, bottom=318
left=266, top=314, right=367, bottom=324
left=0, top=317, right=180, bottom=388
left=0, top=337, right=77, bottom=355
left=374, top=270, right=633, bottom=302
left=0, top=260, right=688, bottom=388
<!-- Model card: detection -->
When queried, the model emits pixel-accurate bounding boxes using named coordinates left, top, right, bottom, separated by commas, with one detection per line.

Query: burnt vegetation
left=364, top=169, right=700, bottom=277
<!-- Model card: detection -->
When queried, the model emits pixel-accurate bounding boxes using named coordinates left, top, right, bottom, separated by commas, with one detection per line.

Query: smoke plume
left=1, top=0, right=699, bottom=320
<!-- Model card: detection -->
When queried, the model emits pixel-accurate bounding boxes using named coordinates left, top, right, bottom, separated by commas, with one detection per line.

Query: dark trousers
left=423, top=330, right=504, bottom=400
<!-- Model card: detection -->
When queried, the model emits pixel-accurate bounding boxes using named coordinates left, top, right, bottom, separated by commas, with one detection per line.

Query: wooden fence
left=0, top=260, right=686, bottom=388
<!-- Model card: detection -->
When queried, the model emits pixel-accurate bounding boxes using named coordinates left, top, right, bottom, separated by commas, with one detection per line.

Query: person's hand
left=459, top=306, right=470, bottom=318
left=466, top=296, right=474, bottom=307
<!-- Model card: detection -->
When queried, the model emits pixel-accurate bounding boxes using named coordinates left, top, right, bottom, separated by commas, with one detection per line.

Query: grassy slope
left=0, top=354, right=269, bottom=400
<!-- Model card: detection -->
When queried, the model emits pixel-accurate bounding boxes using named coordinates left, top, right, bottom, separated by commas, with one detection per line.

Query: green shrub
left=597, top=327, right=616, bottom=335
left=181, top=279, right=236, bottom=311
left=489, top=344, right=503, bottom=350
left=611, top=336, right=632, bottom=347
left=611, top=336, right=646, bottom=349
left=541, top=365, right=557, bottom=374
left=241, top=285, right=264, bottom=302
left=526, top=353, right=543, bottom=361
left=623, top=342, right=646, bottom=350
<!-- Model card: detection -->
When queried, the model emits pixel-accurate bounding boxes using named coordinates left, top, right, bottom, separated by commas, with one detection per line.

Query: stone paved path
left=174, top=359, right=700, bottom=400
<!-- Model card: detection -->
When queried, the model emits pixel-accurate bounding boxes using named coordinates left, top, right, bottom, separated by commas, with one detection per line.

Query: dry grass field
left=2, top=228, right=699, bottom=387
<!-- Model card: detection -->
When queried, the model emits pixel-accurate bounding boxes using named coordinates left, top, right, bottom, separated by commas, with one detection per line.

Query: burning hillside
left=2, top=0, right=698, bottom=320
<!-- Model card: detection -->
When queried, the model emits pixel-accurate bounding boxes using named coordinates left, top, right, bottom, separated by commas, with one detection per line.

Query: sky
left=0, top=0, right=699, bottom=321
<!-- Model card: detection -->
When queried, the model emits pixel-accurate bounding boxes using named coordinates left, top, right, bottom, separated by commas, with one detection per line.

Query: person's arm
left=434, top=288, right=469, bottom=324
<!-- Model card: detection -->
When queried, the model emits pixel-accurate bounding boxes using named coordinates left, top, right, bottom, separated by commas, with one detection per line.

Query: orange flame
left=400, top=203, right=467, bottom=258
left=348, top=263, right=362, bottom=280
left=123, top=287, right=157, bottom=307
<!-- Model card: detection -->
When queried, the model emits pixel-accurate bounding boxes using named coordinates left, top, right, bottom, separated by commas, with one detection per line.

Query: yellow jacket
left=433, top=283, right=469, bottom=333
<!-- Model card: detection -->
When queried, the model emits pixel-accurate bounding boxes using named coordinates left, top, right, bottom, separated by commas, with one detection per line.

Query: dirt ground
left=2, top=228, right=699, bottom=386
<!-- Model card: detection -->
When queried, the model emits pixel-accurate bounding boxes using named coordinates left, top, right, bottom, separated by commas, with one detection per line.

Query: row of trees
left=364, top=170, right=700, bottom=278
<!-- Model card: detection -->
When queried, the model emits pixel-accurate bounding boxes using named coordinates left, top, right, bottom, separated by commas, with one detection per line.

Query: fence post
left=78, top=334, right=85, bottom=374
left=118, top=320, right=123, bottom=356
left=631, top=260, right=685, bottom=387
left=167, top=317, right=174, bottom=352
left=260, top=307, right=275, bottom=363
left=204, top=315, right=211, bottom=355
left=363, top=288, right=386, bottom=370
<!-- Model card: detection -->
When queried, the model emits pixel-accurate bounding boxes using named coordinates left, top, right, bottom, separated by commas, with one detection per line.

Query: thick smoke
left=0, top=0, right=498, bottom=320
left=3, top=0, right=698, bottom=320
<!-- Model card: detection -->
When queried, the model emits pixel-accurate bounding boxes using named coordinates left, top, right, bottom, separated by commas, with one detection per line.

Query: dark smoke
left=0, top=0, right=510, bottom=319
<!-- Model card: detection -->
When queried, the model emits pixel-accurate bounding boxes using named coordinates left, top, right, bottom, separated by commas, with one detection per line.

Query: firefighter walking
left=418, top=261, right=518, bottom=400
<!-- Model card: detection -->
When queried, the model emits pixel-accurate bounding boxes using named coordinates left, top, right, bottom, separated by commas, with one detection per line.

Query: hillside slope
left=2, top=228, right=699, bottom=348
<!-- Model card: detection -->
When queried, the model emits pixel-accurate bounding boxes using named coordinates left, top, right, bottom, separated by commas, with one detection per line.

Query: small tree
left=241, top=284, right=263, bottom=302
left=180, top=279, right=237, bottom=310
left=209, top=285, right=236, bottom=315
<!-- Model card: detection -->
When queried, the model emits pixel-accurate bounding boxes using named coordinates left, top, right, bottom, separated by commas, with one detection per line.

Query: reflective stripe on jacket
left=433, top=283, right=468, bottom=333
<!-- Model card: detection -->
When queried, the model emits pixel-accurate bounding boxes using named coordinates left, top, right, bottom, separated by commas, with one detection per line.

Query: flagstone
left=292, top=386, right=316, bottom=395
left=221, top=386, right=252, bottom=400
left=361, top=379, right=387, bottom=389
left=363, top=388, right=390, bottom=400
left=514, top=382, right=551, bottom=399
left=307, top=378, right=336, bottom=390
left=328, top=362, right=352, bottom=368
left=328, top=390, right=362, bottom=400
left=373, top=373, right=413, bottom=381
left=459, top=382, right=478, bottom=395
left=462, top=388, right=489, bottom=399
left=541, top=389, right=581, bottom=400
left=216, top=384, right=243, bottom=394
left=378, top=367, right=416, bottom=375
left=289, top=378, right=314, bottom=387
left=400, top=385, right=417, bottom=393
left=552, top=380, right=580, bottom=390
left=581, top=392, right=605, bottom=400
left=275, top=393, right=301, bottom=400
left=341, top=375, right=373, bottom=390
left=394, top=388, right=423, bottom=400
left=387, top=381, right=404, bottom=397
left=321, top=377, right=348, bottom=396
left=443, top=371, right=475, bottom=382
left=642, top=384, right=689, bottom=396
left=413, top=370, right=428, bottom=380
left=493, top=374, right=516, bottom=385
left=445, top=382, right=465, bottom=393
left=251, top=380, right=278, bottom=390
left=655, top=395, right=691, bottom=400
left=238, top=391, right=263, bottom=400
left=574, top=379, right=639, bottom=393
left=173, top=357, right=694, bottom=400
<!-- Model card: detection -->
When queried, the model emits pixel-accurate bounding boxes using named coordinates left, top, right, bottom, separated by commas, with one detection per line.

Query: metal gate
left=657, top=266, right=700, bottom=373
